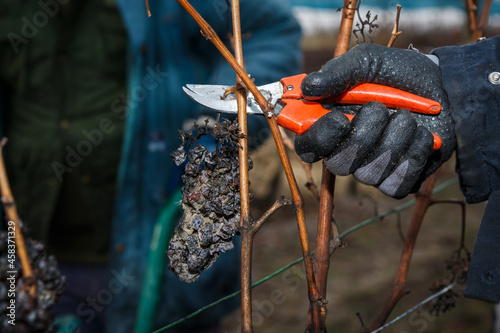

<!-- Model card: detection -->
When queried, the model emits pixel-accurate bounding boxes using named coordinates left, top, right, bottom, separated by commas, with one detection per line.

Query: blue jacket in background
left=108, top=0, right=302, bottom=331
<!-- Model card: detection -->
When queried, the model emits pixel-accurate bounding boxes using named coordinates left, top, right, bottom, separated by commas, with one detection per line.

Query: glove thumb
left=300, top=44, right=376, bottom=98
left=294, top=111, right=351, bottom=163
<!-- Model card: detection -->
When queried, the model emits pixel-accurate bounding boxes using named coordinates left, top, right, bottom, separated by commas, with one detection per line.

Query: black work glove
left=294, top=43, right=456, bottom=198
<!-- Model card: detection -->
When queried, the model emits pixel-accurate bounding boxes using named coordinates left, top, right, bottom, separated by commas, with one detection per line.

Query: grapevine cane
left=387, top=4, right=402, bottom=48
left=228, top=0, right=254, bottom=331
left=472, top=0, right=492, bottom=41
left=308, top=1, right=357, bottom=331
left=175, top=0, right=320, bottom=322
left=175, top=0, right=269, bottom=115
left=0, top=139, right=36, bottom=296
left=465, top=0, right=478, bottom=33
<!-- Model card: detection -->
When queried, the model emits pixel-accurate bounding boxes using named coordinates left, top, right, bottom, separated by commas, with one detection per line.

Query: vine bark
left=307, top=1, right=357, bottom=331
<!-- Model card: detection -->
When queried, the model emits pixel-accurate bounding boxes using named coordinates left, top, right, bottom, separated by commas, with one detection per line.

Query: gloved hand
left=294, top=43, right=456, bottom=198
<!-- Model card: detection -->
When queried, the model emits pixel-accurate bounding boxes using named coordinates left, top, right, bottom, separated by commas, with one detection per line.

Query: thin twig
left=334, top=0, right=357, bottom=55
left=472, top=0, right=492, bottom=41
left=466, top=0, right=478, bottom=33
left=0, top=139, right=36, bottom=296
left=328, top=221, right=343, bottom=255
left=252, top=197, right=292, bottom=235
left=357, top=312, right=368, bottom=332
left=145, top=0, right=151, bottom=17
left=359, top=195, right=381, bottom=219
left=387, top=4, right=402, bottom=47
left=339, top=178, right=457, bottom=238
left=430, top=198, right=467, bottom=252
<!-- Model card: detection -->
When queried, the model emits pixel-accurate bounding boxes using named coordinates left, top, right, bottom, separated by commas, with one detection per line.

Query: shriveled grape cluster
left=426, top=248, right=469, bottom=316
left=167, top=119, right=251, bottom=283
left=0, top=231, right=65, bottom=332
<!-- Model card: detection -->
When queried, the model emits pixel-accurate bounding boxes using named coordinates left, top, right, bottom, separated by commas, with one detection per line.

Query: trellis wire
left=370, top=284, right=455, bottom=333
left=156, top=177, right=458, bottom=332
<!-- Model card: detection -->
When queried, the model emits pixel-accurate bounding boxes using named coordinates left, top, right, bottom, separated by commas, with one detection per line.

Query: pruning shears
left=183, top=73, right=443, bottom=150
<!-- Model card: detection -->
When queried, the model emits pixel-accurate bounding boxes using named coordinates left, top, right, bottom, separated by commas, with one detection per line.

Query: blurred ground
left=219, top=8, right=500, bottom=333
left=222, top=156, right=491, bottom=333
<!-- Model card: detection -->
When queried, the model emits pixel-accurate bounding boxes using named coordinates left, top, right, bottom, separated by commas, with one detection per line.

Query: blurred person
left=0, top=0, right=301, bottom=332
left=294, top=37, right=500, bottom=303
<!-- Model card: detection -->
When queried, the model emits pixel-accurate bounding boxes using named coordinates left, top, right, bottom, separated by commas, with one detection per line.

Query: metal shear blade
left=182, top=81, right=283, bottom=115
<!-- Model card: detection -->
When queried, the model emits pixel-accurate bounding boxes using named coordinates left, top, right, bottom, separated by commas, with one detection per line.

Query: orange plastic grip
left=280, top=74, right=441, bottom=115
left=334, top=83, right=441, bottom=115
left=276, top=104, right=442, bottom=150
left=276, top=74, right=442, bottom=150
left=276, top=99, right=352, bottom=135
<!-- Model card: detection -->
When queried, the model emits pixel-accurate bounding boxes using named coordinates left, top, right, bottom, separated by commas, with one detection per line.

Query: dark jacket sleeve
left=432, top=37, right=500, bottom=302
left=432, top=36, right=500, bottom=204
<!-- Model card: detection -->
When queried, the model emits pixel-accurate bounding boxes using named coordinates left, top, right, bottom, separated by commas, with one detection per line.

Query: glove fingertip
left=325, top=144, right=360, bottom=176
left=378, top=160, right=413, bottom=198
left=301, top=72, right=332, bottom=97
left=379, top=128, right=435, bottom=198
left=297, top=151, right=320, bottom=164
left=294, top=111, right=351, bottom=163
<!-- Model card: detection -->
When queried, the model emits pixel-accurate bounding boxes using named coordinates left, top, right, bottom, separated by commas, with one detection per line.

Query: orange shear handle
left=276, top=74, right=442, bottom=150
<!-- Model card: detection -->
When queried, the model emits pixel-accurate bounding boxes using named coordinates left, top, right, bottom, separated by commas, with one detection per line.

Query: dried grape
left=0, top=231, right=65, bottom=332
left=426, top=248, right=470, bottom=316
left=167, top=119, right=251, bottom=282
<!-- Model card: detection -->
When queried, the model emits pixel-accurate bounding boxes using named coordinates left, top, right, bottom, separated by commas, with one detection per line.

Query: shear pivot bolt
left=489, top=72, right=500, bottom=84
left=286, top=85, right=294, bottom=91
